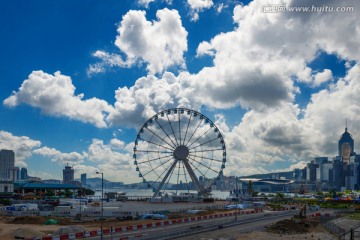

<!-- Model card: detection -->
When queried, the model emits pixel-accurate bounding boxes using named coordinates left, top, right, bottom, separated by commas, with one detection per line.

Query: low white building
left=0, top=180, right=14, bottom=194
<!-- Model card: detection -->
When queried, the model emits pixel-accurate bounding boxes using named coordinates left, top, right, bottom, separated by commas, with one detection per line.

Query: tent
left=44, top=219, right=58, bottom=225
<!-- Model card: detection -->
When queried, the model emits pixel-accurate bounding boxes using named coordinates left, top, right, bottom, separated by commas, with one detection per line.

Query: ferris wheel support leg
left=183, top=159, right=206, bottom=195
left=152, top=160, right=178, bottom=198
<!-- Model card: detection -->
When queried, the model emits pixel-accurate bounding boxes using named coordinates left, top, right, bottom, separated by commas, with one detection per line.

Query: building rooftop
left=14, top=181, right=81, bottom=190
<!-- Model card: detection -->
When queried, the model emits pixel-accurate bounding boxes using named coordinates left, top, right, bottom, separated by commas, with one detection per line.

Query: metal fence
left=321, top=210, right=360, bottom=240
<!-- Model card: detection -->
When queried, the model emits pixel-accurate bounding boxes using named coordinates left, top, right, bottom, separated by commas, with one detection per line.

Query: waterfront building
left=12, top=167, right=20, bottom=181
left=20, top=168, right=28, bottom=180
left=314, top=157, right=328, bottom=164
left=0, top=149, right=15, bottom=180
left=339, top=126, right=354, bottom=164
left=293, top=168, right=303, bottom=180
left=345, top=162, right=359, bottom=190
left=319, top=161, right=333, bottom=182
left=81, top=173, right=87, bottom=187
left=306, top=161, right=318, bottom=182
left=0, top=180, right=14, bottom=194
left=14, top=181, right=81, bottom=198
left=63, top=165, right=74, bottom=183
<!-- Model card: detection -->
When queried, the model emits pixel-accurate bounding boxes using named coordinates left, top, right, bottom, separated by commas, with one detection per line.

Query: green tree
left=45, top=190, right=55, bottom=197
left=77, top=188, right=95, bottom=196
left=276, top=193, right=285, bottom=200
left=65, top=190, right=73, bottom=198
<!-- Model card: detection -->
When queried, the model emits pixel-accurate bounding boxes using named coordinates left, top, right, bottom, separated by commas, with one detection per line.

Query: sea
left=94, top=188, right=230, bottom=200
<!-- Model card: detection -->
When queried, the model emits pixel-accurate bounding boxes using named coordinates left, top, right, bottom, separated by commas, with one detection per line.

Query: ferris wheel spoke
left=193, top=148, right=224, bottom=153
left=175, top=161, right=181, bottom=194
left=182, top=112, right=192, bottom=145
left=184, top=118, right=203, bottom=146
left=166, top=114, right=179, bottom=146
left=136, top=149, right=172, bottom=154
left=188, top=136, right=221, bottom=150
left=139, top=138, right=174, bottom=151
left=142, top=157, right=173, bottom=177
left=153, top=160, right=178, bottom=197
left=137, top=154, right=172, bottom=165
left=178, top=112, right=182, bottom=146
left=144, top=126, right=176, bottom=150
left=182, top=162, right=191, bottom=194
left=188, top=155, right=219, bottom=174
left=187, top=153, right=222, bottom=163
left=186, top=159, right=208, bottom=182
left=187, top=127, right=213, bottom=148
left=155, top=119, right=178, bottom=148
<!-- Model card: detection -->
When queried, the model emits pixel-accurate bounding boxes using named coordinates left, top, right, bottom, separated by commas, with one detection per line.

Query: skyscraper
left=20, top=168, right=28, bottom=180
left=63, top=165, right=74, bottom=183
left=13, top=167, right=20, bottom=181
left=81, top=173, right=87, bottom=187
left=339, top=126, right=354, bottom=164
left=0, top=150, right=15, bottom=180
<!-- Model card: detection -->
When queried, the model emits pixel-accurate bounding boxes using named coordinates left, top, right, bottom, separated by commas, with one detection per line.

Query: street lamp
left=96, top=171, right=104, bottom=240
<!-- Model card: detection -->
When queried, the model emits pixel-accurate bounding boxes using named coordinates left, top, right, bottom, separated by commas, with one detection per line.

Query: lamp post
left=96, top=171, right=103, bottom=240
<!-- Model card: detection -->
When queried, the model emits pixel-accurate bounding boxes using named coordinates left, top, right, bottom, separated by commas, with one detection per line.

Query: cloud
left=221, top=64, right=360, bottom=177
left=187, top=0, right=214, bottom=21
left=3, top=71, right=113, bottom=128
left=313, top=69, right=333, bottom=87
left=90, top=8, right=188, bottom=75
left=33, top=147, right=85, bottom=164
left=137, top=0, right=155, bottom=8
left=87, top=139, right=130, bottom=164
left=301, top=64, right=360, bottom=156
left=86, top=138, right=136, bottom=182
left=297, top=68, right=333, bottom=87
left=0, top=130, right=41, bottom=167
left=107, top=71, right=198, bottom=128
left=220, top=104, right=309, bottom=176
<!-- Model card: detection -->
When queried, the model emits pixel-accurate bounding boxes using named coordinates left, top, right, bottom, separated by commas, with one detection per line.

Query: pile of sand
left=265, top=218, right=321, bottom=235
left=8, top=216, right=47, bottom=225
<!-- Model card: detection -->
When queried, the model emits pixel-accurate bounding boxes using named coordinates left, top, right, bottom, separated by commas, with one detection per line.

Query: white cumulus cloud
left=3, top=71, right=113, bottom=128
left=89, top=8, right=188, bottom=75
left=33, top=147, right=85, bottom=164
left=187, top=0, right=214, bottom=21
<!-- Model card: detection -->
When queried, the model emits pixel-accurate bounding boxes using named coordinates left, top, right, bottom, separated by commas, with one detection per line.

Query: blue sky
left=0, top=0, right=359, bottom=183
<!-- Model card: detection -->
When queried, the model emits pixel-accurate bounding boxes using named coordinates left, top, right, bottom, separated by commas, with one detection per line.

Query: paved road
left=92, top=210, right=299, bottom=239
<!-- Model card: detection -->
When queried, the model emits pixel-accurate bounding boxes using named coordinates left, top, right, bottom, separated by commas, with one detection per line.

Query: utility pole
left=96, top=171, right=104, bottom=240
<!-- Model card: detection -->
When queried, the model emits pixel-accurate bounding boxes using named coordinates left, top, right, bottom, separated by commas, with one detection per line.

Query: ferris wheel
left=133, top=108, right=227, bottom=198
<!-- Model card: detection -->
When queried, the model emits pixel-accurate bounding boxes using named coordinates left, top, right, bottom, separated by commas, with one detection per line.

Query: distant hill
left=240, top=171, right=293, bottom=180
left=75, top=177, right=124, bottom=189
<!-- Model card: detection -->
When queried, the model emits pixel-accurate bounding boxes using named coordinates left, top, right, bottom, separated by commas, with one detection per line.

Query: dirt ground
left=178, top=218, right=337, bottom=240
left=0, top=216, right=140, bottom=240
left=0, top=216, right=337, bottom=240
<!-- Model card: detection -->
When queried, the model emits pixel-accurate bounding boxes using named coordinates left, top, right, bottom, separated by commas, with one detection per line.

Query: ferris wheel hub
left=173, top=145, right=189, bottom=160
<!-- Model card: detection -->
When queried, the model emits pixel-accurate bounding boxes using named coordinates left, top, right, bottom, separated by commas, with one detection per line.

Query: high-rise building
left=20, top=168, right=28, bottom=180
left=63, top=165, right=74, bottom=183
left=81, top=173, right=87, bottom=187
left=339, top=127, right=354, bottom=164
left=0, top=150, right=15, bottom=180
left=306, top=161, right=319, bottom=182
left=13, top=167, right=20, bottom=181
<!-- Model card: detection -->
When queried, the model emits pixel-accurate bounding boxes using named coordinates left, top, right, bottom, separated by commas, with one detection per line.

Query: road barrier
left=26, top=208, right=267, bottom=240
